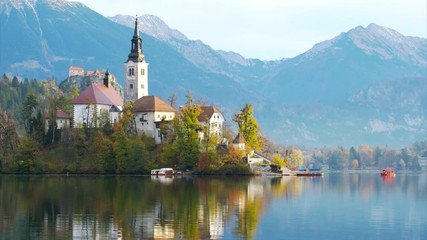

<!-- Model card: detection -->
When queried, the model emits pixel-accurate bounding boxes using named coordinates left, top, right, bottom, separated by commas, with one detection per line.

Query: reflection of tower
left=124, top=16, right=148, bottom=103
left=209, top=203, right=225, bottom=239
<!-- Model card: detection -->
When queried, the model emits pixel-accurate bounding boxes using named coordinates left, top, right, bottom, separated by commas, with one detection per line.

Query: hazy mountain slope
left=108, top=14, right=284, bottom=84
left=264, top=24, right=426, bottom=105
left=1, top=0, right=425, bottom=147
left=0, top=0, right=250, bottom=108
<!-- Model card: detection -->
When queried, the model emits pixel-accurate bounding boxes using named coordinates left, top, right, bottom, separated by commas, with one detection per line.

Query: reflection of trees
left=10, top=175, right=422, bottom=239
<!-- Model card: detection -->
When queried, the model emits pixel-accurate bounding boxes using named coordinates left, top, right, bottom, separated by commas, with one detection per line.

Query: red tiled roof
left=69, top=66, right=84, bottom=71
left=198, top=106, right=221, bottom=121
left=56, top=108, right=72, bottom=119
left=44, top=108, right=72, bottom=119
left=134, top=96, right=176, bottom=112
left=72, top=83, right=123, bottom=106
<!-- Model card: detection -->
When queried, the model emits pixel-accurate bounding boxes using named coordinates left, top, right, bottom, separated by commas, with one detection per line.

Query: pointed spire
left=134, top=14, right=139, bottom=37
left=127, top=15, right=144, bottom=62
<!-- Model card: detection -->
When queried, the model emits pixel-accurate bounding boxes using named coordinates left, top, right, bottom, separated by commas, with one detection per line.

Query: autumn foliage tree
left=233, top=104, right=260, bottom=154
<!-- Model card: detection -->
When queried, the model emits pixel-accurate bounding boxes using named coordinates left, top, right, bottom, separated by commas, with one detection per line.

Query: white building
left=124, top=16, right=148, bottom=103
left=134, top=96, right=176, bottom=144
left=232, top=133, right=246, bottom=151
left=72, top=71, right=123, bottom=128
left=197, top=106, right=225, bottom=141
left=44, top=108, right=72, bottom=133
left=68, top=66, right=84, bottom=77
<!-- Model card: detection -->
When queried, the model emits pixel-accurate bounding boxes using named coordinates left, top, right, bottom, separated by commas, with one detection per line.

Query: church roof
left=56, top=108, right=72, bottom=119
left=45, top=108, right=72, bottom=119
left=72, top=83, right=123, bottom=106
left=198, top=106, right=222, bottom=121
left=134, top=96, right=176, bottom=112
left=232, top=133, right=246, bottom=144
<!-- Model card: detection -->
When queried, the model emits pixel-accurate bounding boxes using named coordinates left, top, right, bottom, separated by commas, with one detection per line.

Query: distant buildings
left=69, top=16, right=225, bottom=144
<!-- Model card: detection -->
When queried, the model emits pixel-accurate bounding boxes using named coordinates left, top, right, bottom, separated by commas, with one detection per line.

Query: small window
left=131, top=68, right=135, bottom=76
left=141, top=84, right=144, bottom=89
left=130, top=84, right=133, bottom=89
left=128, top=68, right=132, bottom=76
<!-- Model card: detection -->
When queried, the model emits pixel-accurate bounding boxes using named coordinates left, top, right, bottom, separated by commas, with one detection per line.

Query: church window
left=131, top=68, right=135, bottom=76
left=141, top=84, right=144, bottom=89
left=130, top=84, right=133, bottom=89
left=128, top=68, right=132, bottom=76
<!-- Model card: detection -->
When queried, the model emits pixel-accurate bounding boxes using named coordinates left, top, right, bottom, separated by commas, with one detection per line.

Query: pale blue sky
left=77, top=0, right=426, bottom=60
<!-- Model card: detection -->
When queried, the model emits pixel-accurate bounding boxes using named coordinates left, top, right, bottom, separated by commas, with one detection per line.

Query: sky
left=77, top=0, right=426, bottom=60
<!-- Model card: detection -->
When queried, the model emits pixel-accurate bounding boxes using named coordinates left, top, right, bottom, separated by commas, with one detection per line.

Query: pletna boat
left=380, top=168, right=396, bottom=177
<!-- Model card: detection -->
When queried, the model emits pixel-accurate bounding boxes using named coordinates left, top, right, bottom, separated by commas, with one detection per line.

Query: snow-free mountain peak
left=303, top=23, right=426, bottom=67
left=109, top=14, right=188, bottom=42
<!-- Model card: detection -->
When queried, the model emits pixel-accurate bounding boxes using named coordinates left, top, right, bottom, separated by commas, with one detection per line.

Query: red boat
left=380, top=168, right=396, bottom=177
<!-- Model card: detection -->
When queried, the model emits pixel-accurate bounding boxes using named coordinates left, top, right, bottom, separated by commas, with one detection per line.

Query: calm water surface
left=0, top=173, right=426, bottom=239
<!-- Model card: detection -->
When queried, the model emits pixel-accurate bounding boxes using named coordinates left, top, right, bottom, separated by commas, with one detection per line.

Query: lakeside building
left=134, top=96, right=177, bottom=144
left=44, top=108, right=72, bottom=133
left=197, top=106, right=225, bottom=142
left=72, top=71, right=123, bottom=128
left=232, top=133, right=246, bottom=151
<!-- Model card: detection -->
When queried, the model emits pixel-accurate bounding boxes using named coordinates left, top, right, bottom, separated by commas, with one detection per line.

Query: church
left=72, top=16, right=224, bottom=144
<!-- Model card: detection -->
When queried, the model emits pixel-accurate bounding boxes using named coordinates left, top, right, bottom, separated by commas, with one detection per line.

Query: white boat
left=158, top=168, right=174, bottom=175
left=151, top=169, right=160, bottom=175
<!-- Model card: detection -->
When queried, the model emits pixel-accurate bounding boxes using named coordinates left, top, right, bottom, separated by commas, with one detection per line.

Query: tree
left=21, top=94, right=39, bottom=134
left=287, top=149, right=304, bottom=169
left=272, top=154, right=286, bottom=167
left=168, top=92, right=177, bottom=108
left=233, top=104, right=260, bottom=153
left=120, top=101, right=137, bottom=137
left=15, top=135, right=40, bottom=173
left=172, top=94, right=201, bottom=169
left=328, top=149, right=346, bottom=170
left=0, top=111, right=19, bottom=168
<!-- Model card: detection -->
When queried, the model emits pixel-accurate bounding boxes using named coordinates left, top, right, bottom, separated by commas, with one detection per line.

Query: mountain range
left=1, top=0, right=426, bottom=147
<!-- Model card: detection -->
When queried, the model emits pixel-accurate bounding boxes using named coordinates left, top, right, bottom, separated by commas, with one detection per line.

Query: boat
left=293, top=168, right=323, bottom=177
left=158, top=168, right=174, bottom=176
left=151, top=169, right=160, bottom=175
left=380, top=168, right=396, bottom=177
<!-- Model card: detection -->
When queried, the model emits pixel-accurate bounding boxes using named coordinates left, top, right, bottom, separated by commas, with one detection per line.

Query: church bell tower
left=124, top=16, right=148, bottom=103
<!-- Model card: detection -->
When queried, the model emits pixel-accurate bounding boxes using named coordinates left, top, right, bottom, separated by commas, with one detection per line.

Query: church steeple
left=124, top=15, right=149, bottom=103
left=127, top=15, right=144, bottom=62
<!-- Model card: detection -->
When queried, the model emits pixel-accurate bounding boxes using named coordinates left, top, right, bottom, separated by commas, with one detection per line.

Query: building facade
left=72, top=72, right=123, bottom=128
left=124, top=16, right=149, bottom=103
left=134, top=96, right=176, bottom=144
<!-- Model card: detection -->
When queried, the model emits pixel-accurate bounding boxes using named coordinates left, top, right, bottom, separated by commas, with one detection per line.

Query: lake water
left=1, top=173, right=426, bottom=239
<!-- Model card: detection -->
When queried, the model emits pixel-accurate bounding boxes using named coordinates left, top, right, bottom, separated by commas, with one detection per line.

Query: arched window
left=128, top=68, right=132, bottom=76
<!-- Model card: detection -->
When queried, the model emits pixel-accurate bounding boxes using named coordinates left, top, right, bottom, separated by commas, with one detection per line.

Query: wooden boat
left=380, top=168, right=396, bottom=177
